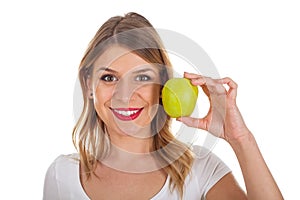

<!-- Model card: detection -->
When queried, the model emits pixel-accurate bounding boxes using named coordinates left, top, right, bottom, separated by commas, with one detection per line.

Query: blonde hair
left=72, top=12, right=194, bottom=198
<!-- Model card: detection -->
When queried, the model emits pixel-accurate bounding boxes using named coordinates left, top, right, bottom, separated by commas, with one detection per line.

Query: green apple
left=162, top=78, right=198, bottom=118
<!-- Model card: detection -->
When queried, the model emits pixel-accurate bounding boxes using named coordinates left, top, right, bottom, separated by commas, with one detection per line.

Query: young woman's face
left=90, top=46, right=162, bottom=138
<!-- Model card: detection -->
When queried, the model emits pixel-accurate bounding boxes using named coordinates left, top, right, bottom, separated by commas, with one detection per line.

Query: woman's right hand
left=177, top=72, right=251, bottom=144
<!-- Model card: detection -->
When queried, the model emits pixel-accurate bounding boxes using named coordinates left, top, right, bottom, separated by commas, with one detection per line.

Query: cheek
left=138, top=84, right=161, bottom=104
left=93, top=85, right=114, bottom=113
left=142, top=85, right=162, bottom=123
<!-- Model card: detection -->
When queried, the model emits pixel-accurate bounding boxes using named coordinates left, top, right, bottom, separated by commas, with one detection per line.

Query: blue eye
left=135, top=75, right=151, bottom=81
left=100, top=74, right=118, bottom=82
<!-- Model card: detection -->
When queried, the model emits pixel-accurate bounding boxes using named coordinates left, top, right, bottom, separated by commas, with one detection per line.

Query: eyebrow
left=97, top=67, right=118, bottom=73
left=97, top=67, right=158, bottom=75
left=132, top=68, right=158, bottom=75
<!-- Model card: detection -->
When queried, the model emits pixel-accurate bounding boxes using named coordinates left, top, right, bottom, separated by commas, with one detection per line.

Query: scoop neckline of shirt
left=72, top=153, right=170, bottom=199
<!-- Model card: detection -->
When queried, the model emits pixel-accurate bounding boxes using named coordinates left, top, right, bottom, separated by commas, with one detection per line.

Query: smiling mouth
left=110, top=107, right=144, bottom=121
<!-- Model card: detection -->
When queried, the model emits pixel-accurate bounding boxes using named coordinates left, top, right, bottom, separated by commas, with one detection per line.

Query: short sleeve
left=43, top=158, right=60, bottom=200
left=191, top=146, right=231, bottom=199
left=42, top=154, right=89, bottom=200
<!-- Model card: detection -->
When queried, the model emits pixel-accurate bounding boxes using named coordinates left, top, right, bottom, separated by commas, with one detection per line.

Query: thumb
left=177, top=116, right=208, bottom=131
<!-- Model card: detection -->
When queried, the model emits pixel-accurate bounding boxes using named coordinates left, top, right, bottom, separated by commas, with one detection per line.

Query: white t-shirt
left=43, top=146, right=231, bottom=200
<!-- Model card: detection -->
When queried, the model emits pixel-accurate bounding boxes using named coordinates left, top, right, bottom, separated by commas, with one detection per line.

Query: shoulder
left=43, top=153, right=89, bottom=199
left=47, top=154, right=79, bottom=170
left=45, top=153, right=80, bottom=182
left=190, top=145, right=229, bottom=170
left=50, top=153, right=80, bottom=167
left=186, top=145, right=232, bottom=197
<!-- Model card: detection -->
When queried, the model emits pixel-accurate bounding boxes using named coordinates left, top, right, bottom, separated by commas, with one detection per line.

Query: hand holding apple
left=176, top=72, right=251, bottom=142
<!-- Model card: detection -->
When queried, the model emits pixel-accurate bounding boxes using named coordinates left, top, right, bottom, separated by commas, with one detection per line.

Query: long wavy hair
left=72, top=12, right=194, bottom=198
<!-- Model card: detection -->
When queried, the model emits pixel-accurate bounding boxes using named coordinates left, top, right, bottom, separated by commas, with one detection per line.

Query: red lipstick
left=111, top=108, right=143, bottom=121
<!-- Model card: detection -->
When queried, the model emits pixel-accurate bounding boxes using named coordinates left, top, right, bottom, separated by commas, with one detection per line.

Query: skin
left=83, top=46, right=283, bottom=199
left=178, top=72, right=283, bottom=200
left=88, top=46, right=162, bottom=153
left=82, top=46, right=168, bottom=199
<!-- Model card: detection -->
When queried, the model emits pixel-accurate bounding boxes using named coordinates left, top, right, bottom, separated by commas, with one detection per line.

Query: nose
left=112, top=78, right=137, bottom=104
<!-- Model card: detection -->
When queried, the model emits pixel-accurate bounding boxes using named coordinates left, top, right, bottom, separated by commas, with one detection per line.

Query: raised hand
left=177, top=72, right=251, bottom=143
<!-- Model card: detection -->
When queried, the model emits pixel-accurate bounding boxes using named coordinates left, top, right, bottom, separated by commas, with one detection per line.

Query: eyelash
left=100, top=74, right=151, bottom=82
left=100, top=74, right=118, bottom=82
left=135, top=75, right=151, bottom=81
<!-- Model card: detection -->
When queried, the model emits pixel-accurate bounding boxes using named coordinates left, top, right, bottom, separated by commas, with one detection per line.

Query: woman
left=43, top=12, right=283, bottom=199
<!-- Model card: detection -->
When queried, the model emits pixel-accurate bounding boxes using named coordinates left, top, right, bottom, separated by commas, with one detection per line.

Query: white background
left=0, top=0, right=299, bottom=199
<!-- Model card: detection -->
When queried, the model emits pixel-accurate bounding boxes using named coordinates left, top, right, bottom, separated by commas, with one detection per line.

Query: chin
left=113, top=122, right=153, bottom=139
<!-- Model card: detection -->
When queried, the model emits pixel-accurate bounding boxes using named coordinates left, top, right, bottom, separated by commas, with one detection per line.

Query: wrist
left=227, top=130, right=256, bottom=150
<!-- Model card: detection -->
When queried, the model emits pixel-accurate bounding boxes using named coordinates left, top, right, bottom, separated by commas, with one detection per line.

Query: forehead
left=93, top=46, right=156, bottom=73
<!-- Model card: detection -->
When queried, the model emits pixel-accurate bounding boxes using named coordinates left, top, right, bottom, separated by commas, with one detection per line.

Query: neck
left=109, top=133, right=154, bottom=154
left=105, top=122, right=155, bottom=153
left=101, top=132, right=161, bottom=173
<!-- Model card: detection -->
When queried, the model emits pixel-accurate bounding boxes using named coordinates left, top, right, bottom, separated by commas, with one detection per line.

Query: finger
left=190, top=77, right=207, bottom=86
left=183, top=72, right=203, bottom=78
left=184, top=73, right=227, bottom=96
left=184, top=72, right=221, bottom=87
left=183, top=72, right=206, bottom=86
left=177, top=116, right=208, bottom=131
left=194, top=77, right=226, bottom=98
left=218, top=77, right=238, bottom=99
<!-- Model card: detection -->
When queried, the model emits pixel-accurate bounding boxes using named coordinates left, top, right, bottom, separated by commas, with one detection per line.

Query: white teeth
left=114, top=109, right=139, bottom=116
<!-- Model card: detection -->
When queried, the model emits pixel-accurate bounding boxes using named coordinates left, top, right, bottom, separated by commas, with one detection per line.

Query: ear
left=86, top=77, right=94, bottom=99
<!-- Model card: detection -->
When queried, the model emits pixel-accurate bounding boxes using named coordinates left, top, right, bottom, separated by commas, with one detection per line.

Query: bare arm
left=228, top=131, right=283, bottom=200
left=206, top=173, right=247, bottom=200
left=205, top=129, right=283, bottom=200
left=178, top=73, right=283, bottom=199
